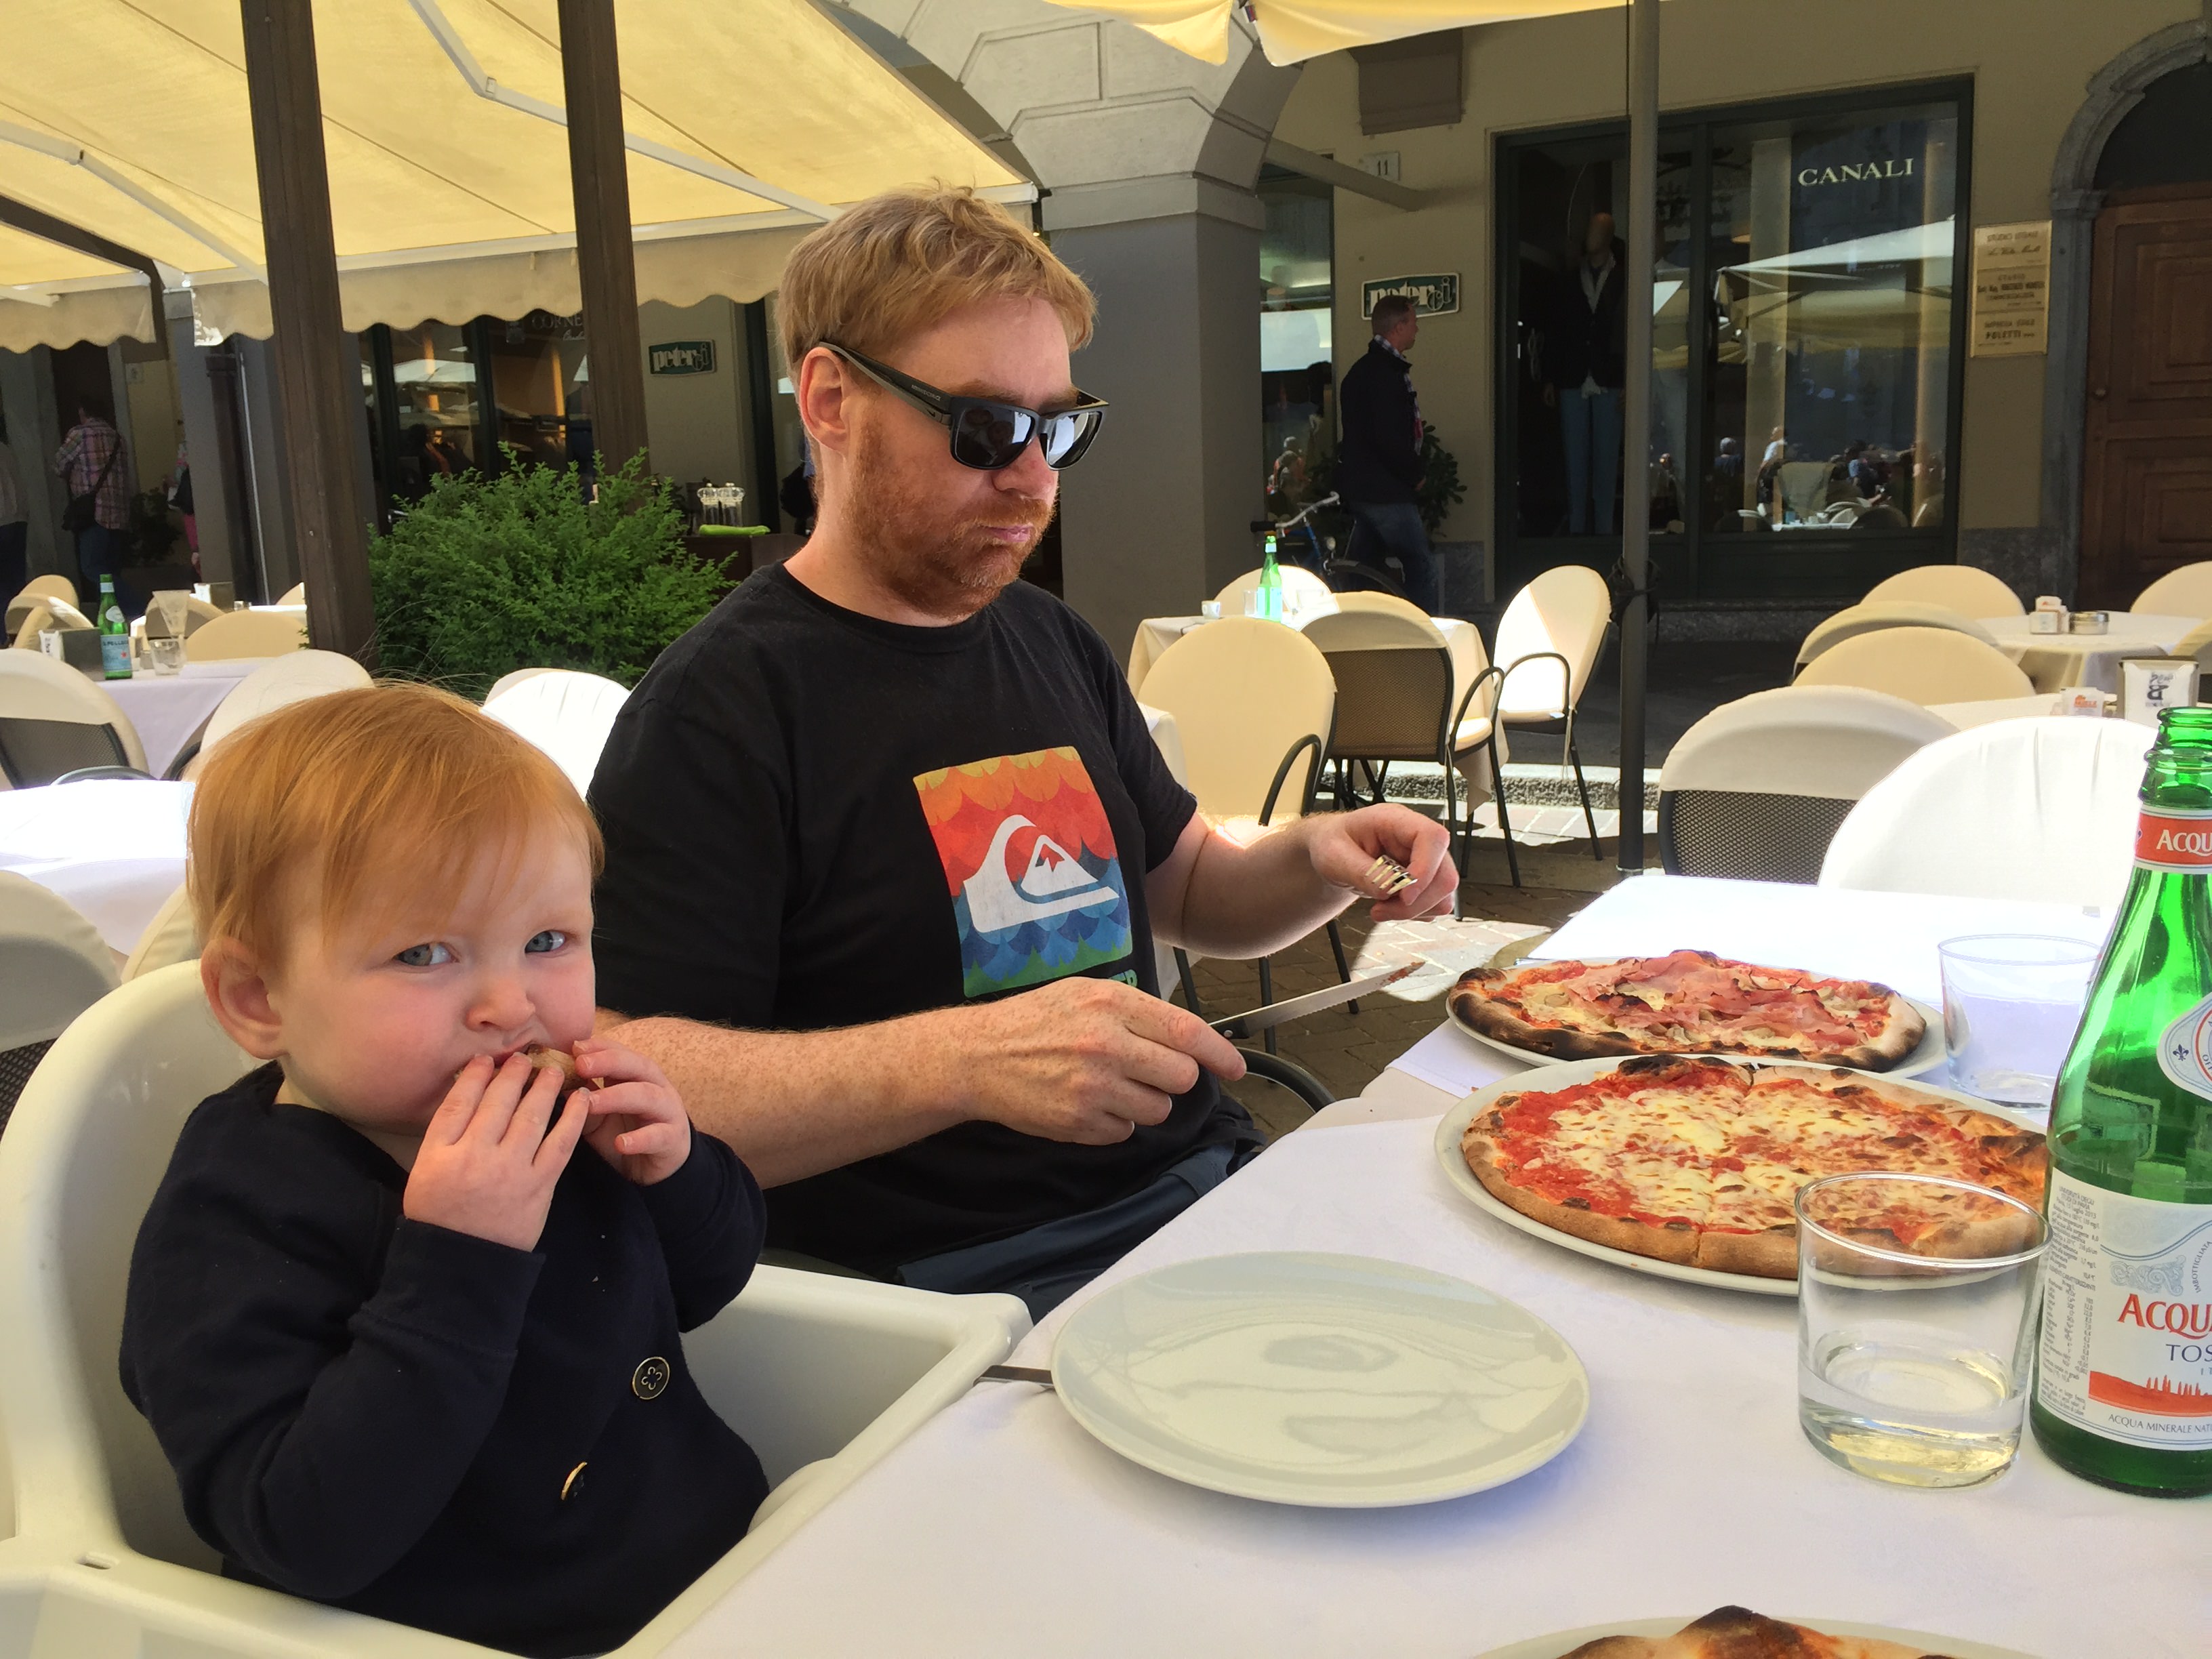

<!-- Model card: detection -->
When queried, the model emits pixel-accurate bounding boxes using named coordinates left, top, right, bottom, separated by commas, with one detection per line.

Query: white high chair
left=0, top=963, right=1027, bottom=1656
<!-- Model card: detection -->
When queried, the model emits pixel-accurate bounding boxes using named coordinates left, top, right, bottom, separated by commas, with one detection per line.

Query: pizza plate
left=1446, top=956, right=1948, bottom=1080
left=1431, top=1057, right=2044, bottom=1299
left=1471, top=1615, right=2039, bottom=1659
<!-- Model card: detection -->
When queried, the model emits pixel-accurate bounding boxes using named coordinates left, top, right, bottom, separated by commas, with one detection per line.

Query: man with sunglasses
left=589, top=188, right=1456, bottom=1317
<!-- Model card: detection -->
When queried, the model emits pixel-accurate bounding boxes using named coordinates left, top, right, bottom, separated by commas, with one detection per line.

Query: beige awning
left=0, top=0, right=1027, bottom=349
left=0, top=224, right=151, bottom=352
left=1046, top=0, right=1633, bottom=64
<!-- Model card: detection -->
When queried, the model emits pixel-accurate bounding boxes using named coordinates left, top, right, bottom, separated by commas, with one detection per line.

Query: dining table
left=0, top=779, right=189, bottom=954
left=102, top=658, right=268, bottom=777
left=663, top=874, right=2188, bottom=1659
left=1980, top=611, right=2199, bottom=694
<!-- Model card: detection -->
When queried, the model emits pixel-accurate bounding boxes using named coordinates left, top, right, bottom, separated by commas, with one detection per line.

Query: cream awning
left=1046, top=0, right=1633, bottom=64
left=0, top=223, right=150, bottom=352
left=0, top=0, right=1027, bottom=349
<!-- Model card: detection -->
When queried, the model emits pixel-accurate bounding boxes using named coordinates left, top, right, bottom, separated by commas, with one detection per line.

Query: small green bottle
left=2030, top=704, right=2212, bottom=1496
left=1258, top=531, right=1283, bottom=621
left=98, top=575, right=132, bottom=680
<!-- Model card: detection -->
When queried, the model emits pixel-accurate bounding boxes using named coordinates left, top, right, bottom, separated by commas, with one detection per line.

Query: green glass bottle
left=2030, top=705, right=2212, bottom=1496
left=97, top=575, right=131, bottom=680
left=1258, top=531, right=1283, bottom=621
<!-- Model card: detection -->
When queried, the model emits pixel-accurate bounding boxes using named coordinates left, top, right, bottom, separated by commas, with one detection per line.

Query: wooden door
left=2081, top=188, right=2212, bottom=609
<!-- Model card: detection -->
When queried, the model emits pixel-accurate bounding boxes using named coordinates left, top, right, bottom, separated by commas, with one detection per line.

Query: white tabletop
left=1980, top=613, right=2198, bottom=694
left=673, top=1117, right=2190, bottom=1658
left=0, top=779, right=190, bottom=952
left=1929, top=693, right=2064, bottom=730
left=102, top=658, right=265, bottom=776
left=667, top=872, right=2186, bottom=1658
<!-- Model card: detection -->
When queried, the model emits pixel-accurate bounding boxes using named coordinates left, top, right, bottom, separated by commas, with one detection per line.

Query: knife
left=1206, top=958, right=1424, bottom=1040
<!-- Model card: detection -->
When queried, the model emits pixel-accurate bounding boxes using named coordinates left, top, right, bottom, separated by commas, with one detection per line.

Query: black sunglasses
left=824, top=342, right=1107, bottom=471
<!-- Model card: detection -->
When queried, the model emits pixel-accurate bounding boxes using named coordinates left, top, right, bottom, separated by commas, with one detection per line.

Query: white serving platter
left=1048, top=1251, right=1589, bottom=1508
left=1433, top=1057, right=2043, bottom=1299
left=1473, top=1615, right=2038, bottom=1659
left=1446, top=956, right=1947, bottom=1080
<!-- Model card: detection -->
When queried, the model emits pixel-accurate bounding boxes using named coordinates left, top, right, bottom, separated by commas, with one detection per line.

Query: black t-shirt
left=590, top=567, right=1253, bottom=1275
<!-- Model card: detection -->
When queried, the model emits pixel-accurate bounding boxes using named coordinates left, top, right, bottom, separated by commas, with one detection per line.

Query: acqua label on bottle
left=2135, top=806, right=2212, bottom=871
left=2039, top=1172, right=2212, bottom=1450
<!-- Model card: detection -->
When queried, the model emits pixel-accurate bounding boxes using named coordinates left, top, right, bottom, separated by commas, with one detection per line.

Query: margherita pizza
left=1450, top=950, right=1925, bottom=1069
left=1458, top=1057, right=2045, bottom=1280
left=1552, top=1605, right=1978, bottom=1658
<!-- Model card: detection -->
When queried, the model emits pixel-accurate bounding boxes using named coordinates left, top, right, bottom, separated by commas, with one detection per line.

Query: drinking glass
left=1938, top=935, right=2099, bottom=1111
left=1796, top=1173, right=2045, bottom=1489
left=150, top=635, right=184, bottom=675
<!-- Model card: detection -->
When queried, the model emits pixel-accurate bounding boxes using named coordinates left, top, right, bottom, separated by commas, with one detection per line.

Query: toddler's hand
left=573, top=1039, right=693, bottom=1186
left=403, top=1054, right=586, bottom=1251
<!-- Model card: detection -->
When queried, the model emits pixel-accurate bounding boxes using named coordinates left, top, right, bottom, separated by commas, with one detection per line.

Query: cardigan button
left=632, top=1355, right=671, bottom=1400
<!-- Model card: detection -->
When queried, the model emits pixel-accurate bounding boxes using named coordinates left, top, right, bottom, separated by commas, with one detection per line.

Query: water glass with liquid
left=1796, top=1172, right=2046, bottom=1489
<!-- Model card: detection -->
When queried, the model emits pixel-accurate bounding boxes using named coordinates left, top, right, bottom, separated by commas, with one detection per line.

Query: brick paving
left=1191, top=876, right=1596, bottom=1140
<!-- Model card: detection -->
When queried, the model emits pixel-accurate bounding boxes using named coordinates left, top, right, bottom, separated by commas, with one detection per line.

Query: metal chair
left=1861, top=565, right=2024, bottom=618
left=1656, top=687, right=1955, bottom=884
left=182, top=609, right=308, bottom=662
left=483, top=669, right=633, bottom=800
left=1795, top=627, right=2035, bottom=705
left=1235, top=1047, right=1335, bottom=1117
left=0, top=872, right=118, bottom=1138
left=1793, top=600, right=2003, bottom=675
left=0, top=649, right=148, bottom=789
left=1323, top=559, right=1410, bottom=601
left=1492, top=565, right=1611, bottom=859
left=2133, top=561, right=2212, bottom=619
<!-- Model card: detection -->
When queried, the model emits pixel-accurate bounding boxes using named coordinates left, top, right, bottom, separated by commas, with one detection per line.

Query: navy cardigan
left=121, top=1065, right=769, bottom=1658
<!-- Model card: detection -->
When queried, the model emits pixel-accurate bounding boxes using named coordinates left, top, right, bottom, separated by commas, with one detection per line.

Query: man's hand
left=945, top=977, right=1246, bottom=1146
left=1303, top=804, right=1458, bottom=922
left=574, top=1038, right=693, bottom=1185
left=403, top=1054, right=588, bottom=1251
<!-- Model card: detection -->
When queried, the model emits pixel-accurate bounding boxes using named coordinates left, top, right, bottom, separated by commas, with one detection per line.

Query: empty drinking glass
left=1938, top=935, right=2100, bottom=1112
left=1796, top=1173, right=2046, bottom=1489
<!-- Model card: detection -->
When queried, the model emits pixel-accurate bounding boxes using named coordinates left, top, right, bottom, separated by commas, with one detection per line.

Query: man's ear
left=794, top=345, right=854, bottom=460
left=201, top=938, right=287, bottom=1061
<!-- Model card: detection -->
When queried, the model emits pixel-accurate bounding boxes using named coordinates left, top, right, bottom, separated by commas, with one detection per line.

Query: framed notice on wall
left=1361, top=274, right=1459, bottom=317
left=649, top=340, right=717, bottom=375
left=1970, top=222, right=2050, bottom=357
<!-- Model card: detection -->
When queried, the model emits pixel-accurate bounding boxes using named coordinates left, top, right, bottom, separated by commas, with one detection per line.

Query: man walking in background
left=54, top=401, right=131, bottom=611
left=0, top=417, right=26, bottom=600
left=1335, top=294, right=1439, bottom=613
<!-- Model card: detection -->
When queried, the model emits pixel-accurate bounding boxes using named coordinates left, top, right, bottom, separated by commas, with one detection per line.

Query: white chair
left=5, top=575, right=80, bottom=637
left=192, top=651, right=373, bottom=768
left=481, top=670, right=632, bottom=800
left=122, top=884, right=199, bottom=981
left=1863, top=565, right=2026, bottom=618
left=0, top=872, right=119, bottom=1132
left=1795, top=626, right=2036, bottom=705
left=1492, top=565, right=1611, bottom=857
left=484, top=665, right=558, bottom=703
left=274, top=582, right=306, bottom=607
left=1137, top=618, right=1337, bottom=1038
left=1656, top=687, right=1956, bottom=884
left=2133, top=562, right=2212, bottom=619
left=0, top=962, right=1027, bottom=1656
left=0, top=649, right=150, bottom=787
left=1819, top=717, right=2156, bottom=909
left=1793, top=600, right=2004, bottom=674
left=10, top=598, right=94, bottom=652
left=182, top=609, right=307, bottom=662
left=1213, top=564, right=1335, bottom=618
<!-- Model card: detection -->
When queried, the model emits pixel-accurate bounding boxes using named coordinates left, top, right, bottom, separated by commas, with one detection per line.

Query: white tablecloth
left=670, top=1111, right=2192, bottom=1658
left=102, top=659, right=266, bottom=775
left=0, top=779, right=190, bottom=952
left=1929, top=693, right=2064, bottom=729
left=1981, top=612, right=2198, bottom=693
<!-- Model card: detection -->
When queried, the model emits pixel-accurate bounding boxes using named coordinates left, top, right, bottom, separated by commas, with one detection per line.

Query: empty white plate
left=1050, top=1252, right=1589, bottom=1507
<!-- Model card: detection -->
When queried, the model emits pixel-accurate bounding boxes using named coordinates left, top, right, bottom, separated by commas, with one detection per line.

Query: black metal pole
left=1616, top=0, right=1658, bottom=874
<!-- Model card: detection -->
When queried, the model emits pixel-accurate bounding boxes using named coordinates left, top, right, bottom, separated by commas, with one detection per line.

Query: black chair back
left=0, top=718, right=127, bottom=789
left=1656, top=788, right=1856, bottom=884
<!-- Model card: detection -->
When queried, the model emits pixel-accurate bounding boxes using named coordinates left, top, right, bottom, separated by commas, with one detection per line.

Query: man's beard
left=846, top=427, right=1055, bottom=621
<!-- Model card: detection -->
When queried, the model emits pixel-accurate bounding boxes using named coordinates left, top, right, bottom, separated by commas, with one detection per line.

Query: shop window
left=488, top=311, right=590, bottom=476
left=378, top=323, right=485, bottom=497
left=1497, top=85, right=1967, bottom=602
left=1258, top=165, right=1336, bottom=548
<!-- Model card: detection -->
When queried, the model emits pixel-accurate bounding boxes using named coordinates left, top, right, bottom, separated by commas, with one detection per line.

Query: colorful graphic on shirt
left=915, top=747, right=1132, bottom=998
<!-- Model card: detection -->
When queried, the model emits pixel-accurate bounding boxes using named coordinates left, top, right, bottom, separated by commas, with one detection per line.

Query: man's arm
left=1145, top=804, right=1456, bottom=961
left=600, top=978, right=1244, bottom=1189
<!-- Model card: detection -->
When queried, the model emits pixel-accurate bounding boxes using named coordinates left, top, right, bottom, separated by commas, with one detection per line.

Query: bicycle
left=1251, top=491, right=1340, bottom=575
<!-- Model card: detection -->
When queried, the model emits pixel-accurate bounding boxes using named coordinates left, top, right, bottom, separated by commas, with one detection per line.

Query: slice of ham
left=1528, top=951, right=1883, bottom=1046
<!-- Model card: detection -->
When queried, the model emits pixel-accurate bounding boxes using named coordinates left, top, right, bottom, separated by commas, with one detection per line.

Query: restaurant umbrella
left=1044, top=0, right=1664, bottom=872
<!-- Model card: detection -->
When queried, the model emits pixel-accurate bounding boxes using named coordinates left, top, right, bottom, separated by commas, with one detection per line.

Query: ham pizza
left=1449, top=950, right=1925, bottom=1069
left=1549, top=1605, right=1988, bottom=1658
left=1458, top=1057, right=2045, bottom=1280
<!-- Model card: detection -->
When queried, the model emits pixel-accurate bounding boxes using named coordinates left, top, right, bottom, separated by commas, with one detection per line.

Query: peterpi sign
left=1360, top=274, right=1458, bottom=318
left=649, top=340, right=717, bottom=375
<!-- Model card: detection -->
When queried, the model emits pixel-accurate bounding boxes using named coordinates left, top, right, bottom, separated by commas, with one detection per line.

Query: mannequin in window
left=1545, top=212, right=1627, bottom=535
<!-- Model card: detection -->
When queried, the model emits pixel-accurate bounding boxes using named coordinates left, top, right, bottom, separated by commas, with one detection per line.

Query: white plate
left=1433, top=1057, right=2044, bottom=1298
left=1447, top=958, right=1947, bottom=1079
left=1473, top=1615, right=2038, bottom=1659
left=1048, top=1252, right=1589, bottom=1508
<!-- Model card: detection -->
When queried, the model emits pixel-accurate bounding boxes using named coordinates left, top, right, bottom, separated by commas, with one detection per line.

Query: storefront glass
left=1258, top=165, right=1336, bottom=533
left=1498, top=85, right=1967, bottom=601
left=487, top=310, right=590, bottom=474
left=382, top=323, right=484, bottom=497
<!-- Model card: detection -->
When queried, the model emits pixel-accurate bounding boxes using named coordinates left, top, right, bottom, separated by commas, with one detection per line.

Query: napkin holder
left=2028, top=609, right=2063, bottom=635
left=2068, top=610, right=2110, bottom=635
left=205, top=580, right=235, bottom=611
left=39, top=627, right=105, bottom=677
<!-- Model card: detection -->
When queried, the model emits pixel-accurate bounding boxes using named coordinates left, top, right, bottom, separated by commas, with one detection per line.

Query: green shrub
left=1417, top=428, right=1467, bottom=535
left=368, top=452, right=732, bottom=701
